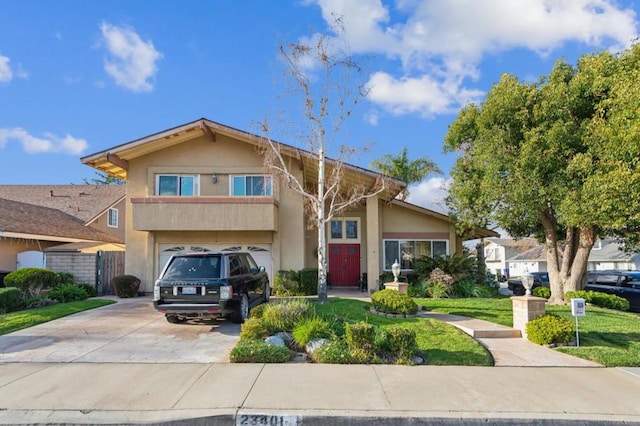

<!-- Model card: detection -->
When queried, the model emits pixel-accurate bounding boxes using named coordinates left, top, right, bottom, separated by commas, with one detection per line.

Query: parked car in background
left=507, top=272, right=550, bottom=296
left=585, top=270, right=640, bottom=313
left=153, top=252, right=269, bottom=324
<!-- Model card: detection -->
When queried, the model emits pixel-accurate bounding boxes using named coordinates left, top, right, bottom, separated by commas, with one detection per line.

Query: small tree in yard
left=260, top=29, right=389, bottom=303
left=444, top=44, right=640, bottom=304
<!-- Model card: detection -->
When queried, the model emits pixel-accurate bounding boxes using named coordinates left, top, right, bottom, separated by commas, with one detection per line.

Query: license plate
left=182, top=287, right=197, bottom=295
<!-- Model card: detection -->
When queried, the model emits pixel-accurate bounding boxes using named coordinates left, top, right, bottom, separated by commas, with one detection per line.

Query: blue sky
left=1, top=0, right=638, bottom=212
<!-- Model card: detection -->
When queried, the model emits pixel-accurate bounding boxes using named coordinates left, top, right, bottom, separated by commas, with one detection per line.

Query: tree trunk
left=540, top=210, right=565, bottom=304
left=562, top=225, right=594, bottom=293
left=317, top=147, right=328, bottom=304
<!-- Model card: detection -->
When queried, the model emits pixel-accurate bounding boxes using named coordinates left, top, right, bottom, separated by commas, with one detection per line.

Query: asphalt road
left=0, top=296, right=240, bottom=363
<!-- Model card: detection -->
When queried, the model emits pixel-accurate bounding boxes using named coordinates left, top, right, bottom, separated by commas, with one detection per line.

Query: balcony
left=131, top=196, right=278, bottom=231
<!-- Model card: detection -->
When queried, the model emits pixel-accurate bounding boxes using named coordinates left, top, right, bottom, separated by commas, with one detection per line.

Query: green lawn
left=417, top=297, right=640, bottom=367
left=0, top=299, right=116, bottom=335
left=314, top=298, right=493, bottom=366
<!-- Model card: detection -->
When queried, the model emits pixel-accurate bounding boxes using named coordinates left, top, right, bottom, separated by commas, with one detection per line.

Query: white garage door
left=158, top=244, right=273, bottom=283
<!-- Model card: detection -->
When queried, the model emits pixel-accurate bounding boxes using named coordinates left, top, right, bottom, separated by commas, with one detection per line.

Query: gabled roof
left=0, top=198, right=123, bottom=243
left=391, top=199, right=499, bottom=240
left=507, top=245, right=547, bottom=262
left=0, top=185, right=125, bottom=224
left=589, top=240, right=640, bottom=262
left=80, top=117, right=406, bottom=201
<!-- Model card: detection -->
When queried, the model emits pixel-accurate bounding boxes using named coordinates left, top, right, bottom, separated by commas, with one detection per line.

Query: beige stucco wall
left=123, top=133, right=306, bottom=291
left=0, top=238, right=59, bottom=272
left=88, top=198, right=126, bottom=242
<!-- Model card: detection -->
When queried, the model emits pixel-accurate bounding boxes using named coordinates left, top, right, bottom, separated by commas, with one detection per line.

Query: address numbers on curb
left=236, top=414, right=298, bottom=426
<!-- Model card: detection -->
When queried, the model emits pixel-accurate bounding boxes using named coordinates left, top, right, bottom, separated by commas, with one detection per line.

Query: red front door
left=328, top=244, right=360, bottom=286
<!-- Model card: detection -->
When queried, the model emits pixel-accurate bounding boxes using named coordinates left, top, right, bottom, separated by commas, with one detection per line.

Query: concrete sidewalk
left=1, top=362, right=639, bottom=425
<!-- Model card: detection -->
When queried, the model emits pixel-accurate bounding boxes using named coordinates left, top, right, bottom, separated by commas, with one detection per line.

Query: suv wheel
left=231, top=293, right=250, bottom=323
left=165, top=314, right=187, bottom=324
left=512, top=286, right=525, bottom=296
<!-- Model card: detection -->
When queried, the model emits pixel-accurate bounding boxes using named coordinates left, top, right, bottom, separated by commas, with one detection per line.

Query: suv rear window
left=163, top=255, right=221, bottom=279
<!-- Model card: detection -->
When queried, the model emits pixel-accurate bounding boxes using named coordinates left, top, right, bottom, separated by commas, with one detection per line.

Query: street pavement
left=0, top=293, right=639, bottom=425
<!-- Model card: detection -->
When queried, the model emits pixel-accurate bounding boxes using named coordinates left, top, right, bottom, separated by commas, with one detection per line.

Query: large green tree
left=371, top=147, right=442, bottom=201
left=444, top=44, right=640, bottom=304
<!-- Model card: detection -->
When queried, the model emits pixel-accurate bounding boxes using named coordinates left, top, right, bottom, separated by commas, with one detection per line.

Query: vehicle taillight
left=220, top=285, right=232, bottom=300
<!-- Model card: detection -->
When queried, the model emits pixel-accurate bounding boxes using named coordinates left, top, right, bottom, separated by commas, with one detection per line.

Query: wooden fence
left=96, top=251, right=125, bottom=295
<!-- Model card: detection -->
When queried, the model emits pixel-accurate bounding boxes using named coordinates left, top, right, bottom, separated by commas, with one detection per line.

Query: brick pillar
left=511, top=296, right=547, bottom=338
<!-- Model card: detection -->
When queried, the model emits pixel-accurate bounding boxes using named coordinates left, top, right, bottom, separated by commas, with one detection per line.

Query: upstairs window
left=107, top=208, right=118, bottom=228
left=231, top=175, right=272, bottom=196
left=156, top=174, right=199, bottom=196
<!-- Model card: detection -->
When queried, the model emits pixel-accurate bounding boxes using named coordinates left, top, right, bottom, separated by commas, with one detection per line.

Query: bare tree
left=260, top=29, right=387, bottom=303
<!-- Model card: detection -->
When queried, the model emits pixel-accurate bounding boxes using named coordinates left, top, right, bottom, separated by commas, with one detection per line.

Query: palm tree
left=370, top=147, right=442, bottom=201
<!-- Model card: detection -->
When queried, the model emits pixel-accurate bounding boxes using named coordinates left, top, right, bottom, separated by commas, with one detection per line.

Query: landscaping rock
left=305, top=338, right=329, bottom=354
left=264, top=335, right=286, bottom=347
left=274, top=331, right=292, bottom=344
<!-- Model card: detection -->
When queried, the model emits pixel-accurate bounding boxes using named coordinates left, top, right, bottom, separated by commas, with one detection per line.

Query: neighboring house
left=484, top=238, right=540, bottom=279
left=0, top=185, right=126, bottom=243
left=0, top=197, right=123, bottom=273
left=81, top=118, right=497, bottom=293
left=507, top=245, right=548, bottom=277
left=587, top=239, right=640, bottom=271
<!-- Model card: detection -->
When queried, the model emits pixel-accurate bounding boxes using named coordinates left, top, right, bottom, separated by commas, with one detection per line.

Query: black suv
left=153, top=252, right=269, bottom=323
left=507, top=272, right=550, bottom=296
left=585, top=270, right=640, bottom=312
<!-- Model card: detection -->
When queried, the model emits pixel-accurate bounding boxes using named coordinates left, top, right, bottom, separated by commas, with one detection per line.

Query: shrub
left=272, top=270, right=301, bottom=296
left=526, top=314, right=575, bottom=346
left=379, top=325, right=418, bottom=364
left=0, top=287, right=23, bottom=313
left=533, top=287, right=551, bottom=299
left=230, top=340, right=292, bottom=363
left=261, top=299, right=313, bottom=333
left=298, top=268, right=319, bottom=295
left=112, top=275, right=141, bottom=298
left=426, top=281, right=449, bottom=299
left=24, top=296, right=58, bottom=309
left=408, top=281, right=428, bottom=298
left=292, top=316, right=334, bottom=347
left=371, top=289, right=419, bottom=315
left=345, top=322, right=376, bottom=362
left=565, top=290, right=629, bottom=311
left=47, top=284, right=89, bottom=303
left=311, top=339, right=357, bottom=364
left=56, top=272, right=75, bottom=285
left=239, top=317, right=270, bottom=340
left=78, top=283, right=97, bottom=298
left=250, top=303, right=268, bottom=319
left=4, top=268, right=59, bottom=297
left=428, top=268, right=455, bottom=293
left=451, top=279, right=498, bottom=298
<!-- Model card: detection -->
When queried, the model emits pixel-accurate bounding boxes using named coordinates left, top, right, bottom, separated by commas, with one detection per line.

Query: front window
left=231, top=175, right=272, bottom=196
left=107, top=208, right=118, bottom=228
left=383, top=239, right=449, bottom=270
left=156, top=174, right=199, bottom=196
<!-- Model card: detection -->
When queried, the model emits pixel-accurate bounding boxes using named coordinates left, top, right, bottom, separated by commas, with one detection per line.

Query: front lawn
left=417, top=297, right=640, bottom=367
left=314, top=298, right=493, bottom=366
left=0, top=299, right=116, bottom=335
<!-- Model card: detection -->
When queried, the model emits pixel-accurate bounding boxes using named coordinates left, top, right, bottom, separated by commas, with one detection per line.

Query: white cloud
left=99, top=22, right=162, bottom=93
left=0, top=55, right=13, bottom=82
left=405, top=176, right=451, bottom=213
left=0, top=128, right=88, bottom=155
left=310, top=0, right=638, bottom=117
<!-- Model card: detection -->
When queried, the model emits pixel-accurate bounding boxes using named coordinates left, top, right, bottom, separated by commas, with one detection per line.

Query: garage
left=158, top=243, right=273, bottom=283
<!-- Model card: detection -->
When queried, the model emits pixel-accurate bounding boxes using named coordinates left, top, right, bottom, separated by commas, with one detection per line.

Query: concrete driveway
left=0, top=296, right=240, bottom=363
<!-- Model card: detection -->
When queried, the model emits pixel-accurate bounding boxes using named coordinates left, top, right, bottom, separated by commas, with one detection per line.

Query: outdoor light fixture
left=211, top=173, right=218, bottom=184
left=521, top=272, right=534, bottom=296
left=392, top=259, right=401, bottom=283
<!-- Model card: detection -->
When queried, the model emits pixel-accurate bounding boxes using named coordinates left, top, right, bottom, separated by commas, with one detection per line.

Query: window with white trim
left=156, top=174, right=199, bottom=196
left=328, top=218, right=360, bottom=242
left=107, top=208, right=118, bottom=228
left=383, top=239, right=448, bottom=270
left=231, top=175, right=272, bottom=196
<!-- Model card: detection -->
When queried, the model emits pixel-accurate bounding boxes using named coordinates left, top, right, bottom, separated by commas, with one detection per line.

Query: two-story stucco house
left=81, top=118, right=496, bottom=293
